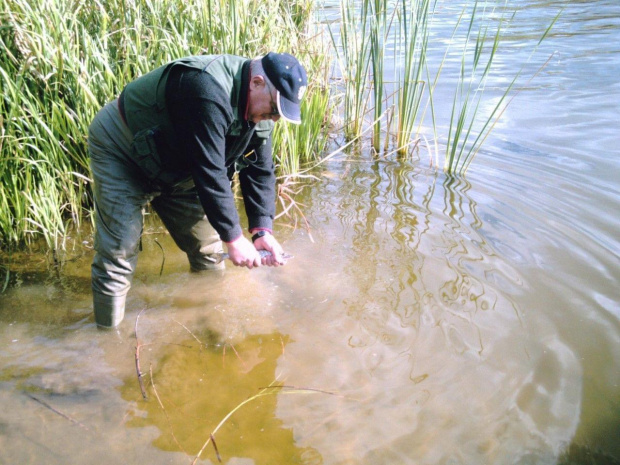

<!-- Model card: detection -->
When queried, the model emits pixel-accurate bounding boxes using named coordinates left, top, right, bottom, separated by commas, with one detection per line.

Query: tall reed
left=0, top=0, right=331, bottom=250
left=366, top=0, right=388, bottom=154
left=395, top=0, right=435, bottom=158
left=329, top=0, right=371, bottom=140
left=0, top=0, right=557, bottom=250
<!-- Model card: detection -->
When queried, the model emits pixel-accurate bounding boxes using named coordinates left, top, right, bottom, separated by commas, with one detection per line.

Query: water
left=1, top=0, right=619, bottom=464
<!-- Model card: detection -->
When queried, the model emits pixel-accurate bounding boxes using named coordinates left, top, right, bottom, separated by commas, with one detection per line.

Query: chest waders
left=88, top=56, right=272, bottom=328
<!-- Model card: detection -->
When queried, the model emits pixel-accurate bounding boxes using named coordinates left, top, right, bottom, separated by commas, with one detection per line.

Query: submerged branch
left=191, top=385, right=278, bottom=464
left=191, top=379, right=344, bottom=464
left=210, top=434, right=222, bottom=463
left=223, top=342, right=248, bottom=371
left=173, top=319, right=206, bottom=350
left=257, top=384, right=343, bottom=397
left=154, top=238, right=165, bottom=277
left=25, top=392, right=90, bottom=431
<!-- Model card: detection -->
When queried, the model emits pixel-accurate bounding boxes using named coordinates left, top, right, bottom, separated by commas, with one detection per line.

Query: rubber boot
left=93, top=291, right=126, bottom=328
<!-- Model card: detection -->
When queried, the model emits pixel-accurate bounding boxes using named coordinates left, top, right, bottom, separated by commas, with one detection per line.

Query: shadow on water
left=119, top=330, right=321, bottom=464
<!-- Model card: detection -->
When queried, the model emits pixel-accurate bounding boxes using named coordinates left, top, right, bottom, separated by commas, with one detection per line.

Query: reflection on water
left=1, top=0, right=620, bottom=463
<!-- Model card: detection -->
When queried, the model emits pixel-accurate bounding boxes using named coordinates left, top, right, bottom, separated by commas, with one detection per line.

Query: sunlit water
left=1, top=1, right=619, bottom=464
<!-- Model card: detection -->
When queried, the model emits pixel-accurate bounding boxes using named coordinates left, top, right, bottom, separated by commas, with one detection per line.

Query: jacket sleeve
left=238, top=135, right=276, bottom=232
left=166, top=69, right=243, bottom=242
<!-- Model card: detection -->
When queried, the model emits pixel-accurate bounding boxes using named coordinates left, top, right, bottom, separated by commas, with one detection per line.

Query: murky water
left=1, top=0, right=619, bottom=464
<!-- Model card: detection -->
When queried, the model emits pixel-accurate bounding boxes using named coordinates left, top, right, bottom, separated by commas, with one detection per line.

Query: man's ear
left=249, top=74, right=266, bottom=90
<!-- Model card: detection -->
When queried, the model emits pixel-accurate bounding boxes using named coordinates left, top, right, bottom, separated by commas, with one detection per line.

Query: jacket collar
left=240, top=59, right=254, bottom=127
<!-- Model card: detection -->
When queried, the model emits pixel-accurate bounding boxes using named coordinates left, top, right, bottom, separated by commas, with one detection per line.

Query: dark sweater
left=164, top=63, right=275, bottom=243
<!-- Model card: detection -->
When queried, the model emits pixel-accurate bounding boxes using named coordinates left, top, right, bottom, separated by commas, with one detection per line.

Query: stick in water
left=25, top=393, right=90, bottom=431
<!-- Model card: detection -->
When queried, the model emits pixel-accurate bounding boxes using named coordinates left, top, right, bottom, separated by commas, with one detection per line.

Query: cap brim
left=276, top=92, right=302, bottom=125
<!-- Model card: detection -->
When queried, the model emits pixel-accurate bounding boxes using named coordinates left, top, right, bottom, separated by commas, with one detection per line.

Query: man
left=87, top=52, right=308, bottom=328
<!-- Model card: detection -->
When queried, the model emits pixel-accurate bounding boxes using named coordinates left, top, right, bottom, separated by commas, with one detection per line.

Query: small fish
left=211, top=250, right=293, bottom=265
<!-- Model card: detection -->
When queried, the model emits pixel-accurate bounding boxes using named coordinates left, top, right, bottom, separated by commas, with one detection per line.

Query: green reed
left=329, top=0, right=371, bottom=140
left=366, top=0, right=388, bottom=154
left=331, top=0, right=432, bottom=156
left=0, top=0, right=330, bottom=250
left=395, top=0, right=435, bottom=158
left=0, top=0, right=556, bottom=250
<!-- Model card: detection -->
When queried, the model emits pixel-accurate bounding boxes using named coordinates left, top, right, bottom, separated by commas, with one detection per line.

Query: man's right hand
left=225, top=236, right=262, bottom=269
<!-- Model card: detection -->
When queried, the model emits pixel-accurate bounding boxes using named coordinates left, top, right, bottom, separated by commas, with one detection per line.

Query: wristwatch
left=251, top=230, right=271, bottom=243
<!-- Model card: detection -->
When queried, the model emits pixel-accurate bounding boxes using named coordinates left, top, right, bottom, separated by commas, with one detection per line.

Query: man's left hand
left=253, top=233, right=286, bottom=266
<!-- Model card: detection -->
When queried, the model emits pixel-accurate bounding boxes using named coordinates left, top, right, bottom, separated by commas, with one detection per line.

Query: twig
left=135, top=307, right=148, bottom=400
left=154, top=342, right=193, bottom=350
left=25, top=392, right=90, bottom=431
left=257, top=385, right=340, bottom=397
left=210, top=434, right=222, bottom=463
left=173, top=319, right=205, bottom=350
left=374, top=137, right=421, bottom=161
left=191, top=378, right=340, bottom=464
left=191, top=388, right=274, bottom=465
left=120, top=409, right=132, bottom=426
left=276, top=189, right=314, bottom=242
left=154, top=238, right=165, bottom=277
left=226, top=342, right=247, bottom=371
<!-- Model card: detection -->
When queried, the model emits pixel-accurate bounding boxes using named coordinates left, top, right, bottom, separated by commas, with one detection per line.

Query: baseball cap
left=261, top=52, right=308, bottom=124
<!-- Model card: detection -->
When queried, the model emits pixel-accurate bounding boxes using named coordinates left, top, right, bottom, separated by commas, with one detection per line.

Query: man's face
left=247, top=76, right=281, bottom=124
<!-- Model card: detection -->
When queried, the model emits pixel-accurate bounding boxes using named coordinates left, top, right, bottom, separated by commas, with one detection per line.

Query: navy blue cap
left=261, top=52, right=308, bottom=124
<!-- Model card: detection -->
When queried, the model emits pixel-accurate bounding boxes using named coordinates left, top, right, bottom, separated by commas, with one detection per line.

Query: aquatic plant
left=366, top=0, right=389, bottom=154
left=272, top=79, right=332, bottom=175
left=395, top=0, right=435, bottom=158
left=328, top=0, right=371, bottom=140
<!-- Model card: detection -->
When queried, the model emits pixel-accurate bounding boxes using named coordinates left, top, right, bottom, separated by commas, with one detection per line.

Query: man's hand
left=252, top=232, right=286, bottom=267
left=225, top=236, right=262, bottom=269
